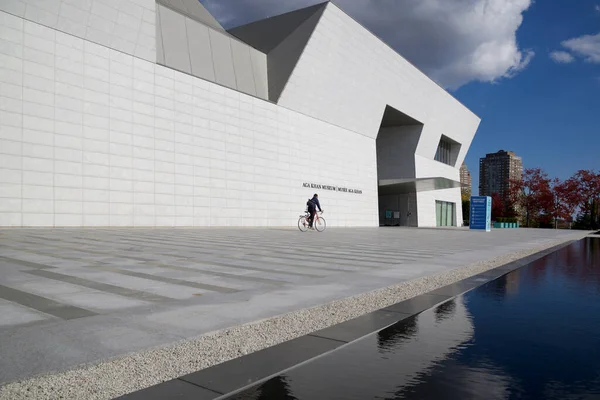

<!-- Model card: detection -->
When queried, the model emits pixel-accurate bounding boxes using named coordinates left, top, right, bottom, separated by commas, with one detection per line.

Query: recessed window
left=435, top=139, right=451, bottom=164
left=434, top=135, right=461, bottom=166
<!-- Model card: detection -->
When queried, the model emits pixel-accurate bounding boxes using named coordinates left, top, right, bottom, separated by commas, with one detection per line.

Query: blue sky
left=201, top=0, right=599, bottom=194
left=456, top=0, right=600, bottom=194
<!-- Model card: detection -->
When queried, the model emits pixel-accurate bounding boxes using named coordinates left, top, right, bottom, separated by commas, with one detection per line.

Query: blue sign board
left=470, top=196, right=491, bottom=231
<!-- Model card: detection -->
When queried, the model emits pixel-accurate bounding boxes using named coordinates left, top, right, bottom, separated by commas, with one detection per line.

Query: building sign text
left=302, top=183, right=362, bottom=194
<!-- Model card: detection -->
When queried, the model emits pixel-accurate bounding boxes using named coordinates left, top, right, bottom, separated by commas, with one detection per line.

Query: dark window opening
left=434, top=135, right=461, bottom=167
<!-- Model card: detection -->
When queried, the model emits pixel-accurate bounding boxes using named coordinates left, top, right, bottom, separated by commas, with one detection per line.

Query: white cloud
left=561, top=32, right=600, bottom=63
left=201, top=0, right=535, bottom=90
left=595, top=4, right=600, bottom=13
left=549, top=50, right=575, bottom=63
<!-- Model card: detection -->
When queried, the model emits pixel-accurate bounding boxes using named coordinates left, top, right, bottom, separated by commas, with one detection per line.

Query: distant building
left=460, top=163, right=472, bottom=196
left=479, top=150, right=523, bottom=199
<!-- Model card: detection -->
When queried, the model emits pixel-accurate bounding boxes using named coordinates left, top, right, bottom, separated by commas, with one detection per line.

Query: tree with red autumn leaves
left=561, top=170, right=600, bottom=229
left=507, top=168, right=599, bottom=229
left=508, top=168, right=554, bottom=227
left=490, top=193, right=505, bottom=220
left=550, top=178, right=578, bottom=227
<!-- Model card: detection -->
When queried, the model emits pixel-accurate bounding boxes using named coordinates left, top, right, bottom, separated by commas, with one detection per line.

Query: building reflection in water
left=505, top=269, right=520, bottom=297
left=228, top=375, right=298, bottom=400
left=434, top=298, right=457, bottom=323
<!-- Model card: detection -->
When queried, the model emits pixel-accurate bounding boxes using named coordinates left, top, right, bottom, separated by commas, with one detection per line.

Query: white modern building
left=0, top=0, right=480, bottom=228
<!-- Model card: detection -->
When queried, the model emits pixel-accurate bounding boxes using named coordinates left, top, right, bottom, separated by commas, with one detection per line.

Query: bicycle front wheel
left=314, top=217, right=326, bottom=232
left=298, top=216, right=309, bottom=232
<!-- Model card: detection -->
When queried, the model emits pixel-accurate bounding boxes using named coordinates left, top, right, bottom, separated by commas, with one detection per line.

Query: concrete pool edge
left=0, top=235, right=587, bottom=400
left=113, top=239, right=580, bottom=400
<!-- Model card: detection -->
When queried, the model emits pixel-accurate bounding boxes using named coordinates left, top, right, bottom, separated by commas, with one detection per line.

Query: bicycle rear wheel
left=298, top=216, right=309, bottom=232
left=314, top=217, right=326, bottom=232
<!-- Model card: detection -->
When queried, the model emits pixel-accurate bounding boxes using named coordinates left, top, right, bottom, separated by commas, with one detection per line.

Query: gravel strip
left=0, top=236, right=585, bottom=400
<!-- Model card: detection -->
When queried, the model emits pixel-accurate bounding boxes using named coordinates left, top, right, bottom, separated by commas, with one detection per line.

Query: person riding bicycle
left=306, top=194, right=323, bottom=229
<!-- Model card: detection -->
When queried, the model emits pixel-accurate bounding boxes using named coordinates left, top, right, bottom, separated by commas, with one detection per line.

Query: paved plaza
left=0, top=227, right=586, bottom=385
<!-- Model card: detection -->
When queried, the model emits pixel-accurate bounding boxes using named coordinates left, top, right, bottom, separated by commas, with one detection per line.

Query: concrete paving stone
left=0, top=256, right=53, bottom=269
left=62, top=269, right=203, bottom=300
left=25, top=269, right=172, bottom=302
left=94, top=257, right=148, bottom=265
left=9, top=280, right=88, bottom=296
left=57, top=292, right=149, bottom=312
left=134, top=306, right=230, bottom=333
left=148, top=263, right=288, bottom=285
left=261, top=245, right=418, bottom=261
left=227, top=254, right=374, bottom=272
left=368, top=262, right=450, bottom=279
left=0, top=300, right=52, bottom=327
left=247, top=251, right=406, bottom=267
left=0, top=326, right=105, bottom=385
left=193, top=260, right=327, bottom=278
left=149, top=270, right=269, bottom=291
left=0, top=284, right=97, bottom=320
left=248, top=254, right=394, bottom=271
left=171, top=261, right=292, bottom=277
left=87, top=265, right=241, bottom=294
left=64, top=324, right=184, bottom=354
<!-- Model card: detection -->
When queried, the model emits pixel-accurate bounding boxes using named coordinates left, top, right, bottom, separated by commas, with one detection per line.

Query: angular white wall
left=0, top=0, right=156, bottom=62
left=277, top=3, right=480, bottom=156
left=417, top=188, right=463, bottom=227
left=275, top=3, right=480, bottom=227
left=0, top=10, right=378, bottom=227
left=376, top=126, right=422, bottom=181
left=156, top=4, right=269, bottom=100
left=227, top=3, right=327, bottom=103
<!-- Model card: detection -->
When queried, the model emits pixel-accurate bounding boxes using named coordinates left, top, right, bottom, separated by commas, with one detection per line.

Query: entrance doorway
left=379, top=193, right=417, bottom=227
left=376, top=105, right=423, bottom=227
left=436, top=200, right=456, bottom=227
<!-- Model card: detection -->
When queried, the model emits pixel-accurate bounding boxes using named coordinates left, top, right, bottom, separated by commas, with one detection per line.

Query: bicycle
left=298, top=211, right=326, bottom=232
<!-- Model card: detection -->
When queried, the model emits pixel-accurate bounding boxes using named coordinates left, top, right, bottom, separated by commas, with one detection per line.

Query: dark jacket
left=308, top=196, right=322, bottom=211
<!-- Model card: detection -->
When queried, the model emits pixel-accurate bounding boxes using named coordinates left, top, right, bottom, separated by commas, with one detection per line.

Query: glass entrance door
left=436, top=201, right=456, bottom=227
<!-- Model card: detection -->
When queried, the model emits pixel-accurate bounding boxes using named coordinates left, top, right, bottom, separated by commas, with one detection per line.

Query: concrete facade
left=0, top=1, right=480, bottom=227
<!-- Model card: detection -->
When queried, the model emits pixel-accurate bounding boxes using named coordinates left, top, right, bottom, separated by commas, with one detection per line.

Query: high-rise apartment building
left=479, top=150, right=523, bottom=199
left=460, top=163, right=472, bottom=196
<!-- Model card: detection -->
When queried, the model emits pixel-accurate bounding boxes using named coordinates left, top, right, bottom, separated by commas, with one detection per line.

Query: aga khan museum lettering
left=302, top=183, right=363, bottom=194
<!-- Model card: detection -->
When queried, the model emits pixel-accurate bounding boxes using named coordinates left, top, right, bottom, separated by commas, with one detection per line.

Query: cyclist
left=306, top=194, right=323, bottom=229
